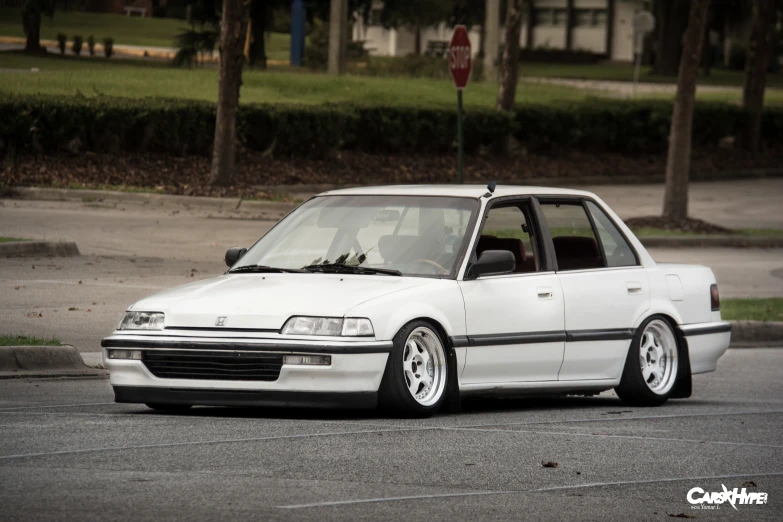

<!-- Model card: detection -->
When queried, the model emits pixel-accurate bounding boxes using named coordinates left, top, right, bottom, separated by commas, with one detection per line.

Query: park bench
left=124, top=6, right=147, bottom=18
left=425, top=40, right=449, bottom=58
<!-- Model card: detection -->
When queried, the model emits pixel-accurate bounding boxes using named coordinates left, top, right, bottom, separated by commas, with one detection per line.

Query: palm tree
left=661, top=0, right=711, bottom=222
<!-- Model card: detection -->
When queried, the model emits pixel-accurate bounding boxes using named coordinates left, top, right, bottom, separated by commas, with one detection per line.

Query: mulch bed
left=2, top=147, right=782, bottom=199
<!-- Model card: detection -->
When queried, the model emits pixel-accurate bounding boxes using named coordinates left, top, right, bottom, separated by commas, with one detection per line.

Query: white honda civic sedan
left=102, top=185, right=731, bottom=417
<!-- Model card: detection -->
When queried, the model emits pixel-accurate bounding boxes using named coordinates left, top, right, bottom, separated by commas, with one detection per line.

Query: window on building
left=574, top=9, right=608, bottom=28
left=534, top=8, right=567, bottom=27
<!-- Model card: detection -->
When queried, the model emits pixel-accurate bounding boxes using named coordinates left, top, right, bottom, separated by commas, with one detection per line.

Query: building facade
left=353, top=0, right=651, bottom=62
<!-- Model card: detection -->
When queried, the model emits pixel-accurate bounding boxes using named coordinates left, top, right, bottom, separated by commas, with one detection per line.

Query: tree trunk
left=328, top=0, right=347, bottom=75
left=248, top=0, right=268, bottom=69
left=483, top=0, right=500, bottom=79
left=209, top=0, right=249, bottom=187
left=742, top=0, right=774, bottom=155
left=414, top=24, right=422, bottom=55
left=653, top=0, right=690, bottom=76
left=662, top=0, right=710, bottom=222
left=22, top=7, right=42, bottom=52
left=496, top=0, right=523, bottom=112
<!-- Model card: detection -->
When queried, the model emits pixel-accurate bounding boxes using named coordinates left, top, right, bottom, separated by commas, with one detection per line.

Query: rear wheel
left=615, top=316, right=680, bottom=406
left=145, top=403, right=193, bottom=413
left=378, top=321, right=449, bottom=417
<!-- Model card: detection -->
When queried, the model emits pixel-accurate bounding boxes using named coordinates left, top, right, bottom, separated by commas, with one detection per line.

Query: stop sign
left=449, top=25, right=471, bottom=90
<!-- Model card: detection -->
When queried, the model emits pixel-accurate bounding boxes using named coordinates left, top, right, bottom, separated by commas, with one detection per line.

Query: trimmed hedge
left=1, top=94, right=781, bottom=159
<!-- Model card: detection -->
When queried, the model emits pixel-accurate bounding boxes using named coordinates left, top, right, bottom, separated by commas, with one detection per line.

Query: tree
left=652, top=0, right=691, bottom=76
left=661, top=0, right=710, bottom=222
left=21, top=0, right=54, bottom=53
left=496, top=0, right=523, bottom=112
left=328, top=0, right=348, bottom=74
left=210, top=0, right=250, bottom=187
left=742, top=0, right=776, bottom=154
left=248, top=0, right=273, bottom=69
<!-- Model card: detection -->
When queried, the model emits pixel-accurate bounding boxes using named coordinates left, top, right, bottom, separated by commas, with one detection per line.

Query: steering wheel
left=413, top=259, right=449, bottom=275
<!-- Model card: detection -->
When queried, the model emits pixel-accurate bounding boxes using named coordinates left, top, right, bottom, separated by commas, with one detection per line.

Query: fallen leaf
left=667, top=514, right=695, bottom=519
left=26, top=312, right=43, bottom=318
left=603, top=411, right=633, bottom=415
left=78, top=280, right=82, bottom=284
left=68, top=307, right=79, bottom=311
left=86, top=309, right=92, bottom=312
left=541, top=461, right=559, bottom=468
left=92, top=302, right=97, bottom=305
left=742, top=481, right=757, bottom=488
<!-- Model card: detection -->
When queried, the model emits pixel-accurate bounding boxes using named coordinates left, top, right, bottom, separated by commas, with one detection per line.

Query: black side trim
left=452, top=328, right=636, bottom=347
left=566, top=328, right=636, bottom=342
left=679, top=323, right=732, bottom=337
left=449, top=335, right=470, bottom=348
left=113, top=386, right=377, bottom=409
left=165, top=327, right=280, bottom=333
left=101, top=338, right=392, bottom=355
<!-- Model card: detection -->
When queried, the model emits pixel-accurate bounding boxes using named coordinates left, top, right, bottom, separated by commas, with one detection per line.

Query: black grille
left=142, top=350, right=283, bottom=381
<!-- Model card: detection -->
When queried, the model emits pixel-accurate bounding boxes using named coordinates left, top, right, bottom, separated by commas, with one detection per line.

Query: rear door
left=458, top=198, right=566, bottom=385
left=537, top=198, right=649, bottom=382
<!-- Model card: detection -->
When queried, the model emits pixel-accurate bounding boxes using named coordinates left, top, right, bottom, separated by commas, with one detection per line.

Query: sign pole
left=449, top=25, right=471, bottom=186
left=457, top=90, right=464, bottom=184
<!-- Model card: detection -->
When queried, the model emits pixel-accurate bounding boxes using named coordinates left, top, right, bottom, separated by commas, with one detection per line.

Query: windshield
left=234, top=195, right=480, bottom=278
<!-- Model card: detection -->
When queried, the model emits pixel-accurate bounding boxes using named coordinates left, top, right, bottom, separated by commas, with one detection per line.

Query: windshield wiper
left=302, top=263, right=402, bottom=277
left=229, top=265, right=307, bottom=274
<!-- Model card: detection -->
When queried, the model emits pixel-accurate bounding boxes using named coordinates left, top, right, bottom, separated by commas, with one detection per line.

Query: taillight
left=710, top=284, right=720, bottom=311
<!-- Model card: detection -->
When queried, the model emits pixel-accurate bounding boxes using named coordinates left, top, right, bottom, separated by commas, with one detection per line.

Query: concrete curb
left=1, top=345, right=86, bottom=371
left=640, top=236, right=783, bottom=249
left=729, top=321, right=783, bottom=348
left=10, top=186, right=295, bottom=220
left=0, top=241, right=80, bottom=258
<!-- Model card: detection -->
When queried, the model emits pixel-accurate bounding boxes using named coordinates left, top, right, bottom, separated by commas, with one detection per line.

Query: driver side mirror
left=225, top=247, right=248, bottom=268
left=469, top=250, right=515, bottom=278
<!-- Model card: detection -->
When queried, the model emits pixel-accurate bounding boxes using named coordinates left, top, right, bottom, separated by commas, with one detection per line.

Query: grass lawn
left=0, top=334, right=61, bottom=346
left=520, top=62, right=783, bottom=88
left=2, top=50, right=782, bottom=107
left=0, top=237, right=29, bottom=242
left=0, top=51, right=595, bottom=107
left=0, top=8, right=290, bottom=60
left=721, top=298, right=783, bottom=322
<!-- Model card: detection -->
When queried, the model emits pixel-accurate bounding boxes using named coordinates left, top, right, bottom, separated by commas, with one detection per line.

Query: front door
left=459, top=201, right=566, bottom=385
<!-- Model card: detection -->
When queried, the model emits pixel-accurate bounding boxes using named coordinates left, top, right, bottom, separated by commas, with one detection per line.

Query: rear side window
left=539, top=202, right=604, bottom=271
left=585, top=201, right=638, bottom=267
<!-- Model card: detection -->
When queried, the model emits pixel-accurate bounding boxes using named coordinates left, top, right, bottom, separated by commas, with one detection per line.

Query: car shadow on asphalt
left=123, top=394, right=724, bottom=421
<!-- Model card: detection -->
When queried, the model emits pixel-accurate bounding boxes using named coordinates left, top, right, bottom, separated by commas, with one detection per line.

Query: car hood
left=129, top=273, right=435, bottom=331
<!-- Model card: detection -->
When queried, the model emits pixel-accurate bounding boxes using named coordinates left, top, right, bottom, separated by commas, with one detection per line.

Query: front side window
left=233, top=195, right=479, bottom=277
left=539, top=202, right=605, bottom=271
left=585, top=201, right=637, bottom=267
left=478, top=204, right=539, bottom=273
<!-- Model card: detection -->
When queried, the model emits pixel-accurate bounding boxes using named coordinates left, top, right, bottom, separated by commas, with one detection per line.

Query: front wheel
left=615, top=316, right=680, bottom=406
left=378, top=321, right=449, bottom=417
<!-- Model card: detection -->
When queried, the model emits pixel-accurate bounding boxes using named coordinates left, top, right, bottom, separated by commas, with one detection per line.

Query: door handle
left=537, top=287, right=553, bottom=300
left=627, top=282, right=643, bottom=294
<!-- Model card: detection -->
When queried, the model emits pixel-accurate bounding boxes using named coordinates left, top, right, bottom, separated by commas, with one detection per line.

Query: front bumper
left=101, top=334, right=392, bottom=407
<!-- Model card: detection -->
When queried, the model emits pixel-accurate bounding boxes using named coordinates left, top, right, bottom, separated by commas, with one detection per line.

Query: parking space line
left=454, top=409, right=783, bottom=429
left=447, top=426, right=783, bottom=450
left=0, top=426, right=438, bottom=461
left=275, top=471, right=783, bottom=509
left=277, top=490, right=519, bottom=509
left=0, top=402, right=116, bottom=412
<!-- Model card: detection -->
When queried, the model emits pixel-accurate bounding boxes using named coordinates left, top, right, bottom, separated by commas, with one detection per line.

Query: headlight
left=118, top=311, right=165, bottom=331
left=282, top=316, right=374, bottom=337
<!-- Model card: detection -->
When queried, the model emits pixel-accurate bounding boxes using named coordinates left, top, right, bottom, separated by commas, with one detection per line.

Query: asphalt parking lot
left=1, top=349, right=781, bottom=521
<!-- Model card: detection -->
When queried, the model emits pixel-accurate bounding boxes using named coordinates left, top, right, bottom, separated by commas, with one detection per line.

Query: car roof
left=319, top=184, right=596, bottom=199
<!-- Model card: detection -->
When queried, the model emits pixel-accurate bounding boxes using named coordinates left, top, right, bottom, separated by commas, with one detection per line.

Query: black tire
left=378, top=320, right=450, bottom=418
left=615, top=315, right=681, bottom=407
left=145, top=403, right=193, bottom=413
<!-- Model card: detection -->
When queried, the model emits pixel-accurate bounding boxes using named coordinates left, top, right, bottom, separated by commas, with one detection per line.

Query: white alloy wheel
left=402, top=327, right=447, bottom=407
left=638, top=319, right=678, bottom=395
